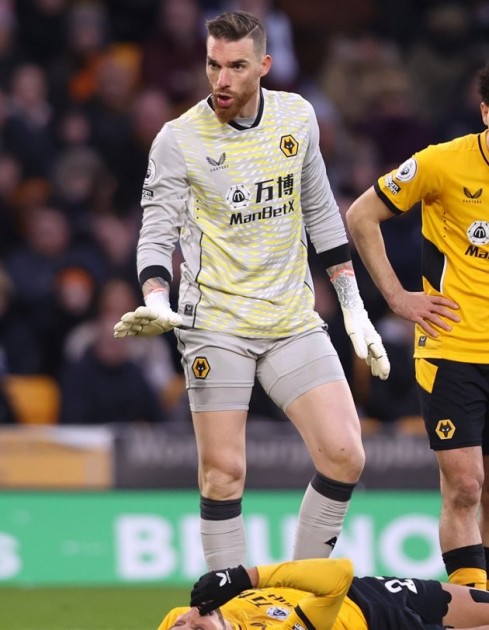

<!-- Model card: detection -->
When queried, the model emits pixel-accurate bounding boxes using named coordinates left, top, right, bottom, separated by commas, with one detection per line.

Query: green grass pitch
left=0, top=585, right=190, bottom=630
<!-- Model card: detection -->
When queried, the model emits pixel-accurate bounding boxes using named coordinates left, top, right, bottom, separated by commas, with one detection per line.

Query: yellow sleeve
left=257, top=559, right=353, bottom=630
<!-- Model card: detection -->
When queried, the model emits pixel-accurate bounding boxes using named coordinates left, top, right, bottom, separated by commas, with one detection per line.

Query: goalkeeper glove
left=341, top=304, right=390, bottom=380
left=330, top=268, right=390, bottom=380
left=190, top=566, right=252, bottom=614
left=113, top=289, right=182, bottom=338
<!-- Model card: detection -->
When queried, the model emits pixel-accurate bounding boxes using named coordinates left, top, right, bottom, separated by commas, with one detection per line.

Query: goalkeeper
left=158, top=558, right=489, bottom=630
left=114, top=11, right=390, bottom=570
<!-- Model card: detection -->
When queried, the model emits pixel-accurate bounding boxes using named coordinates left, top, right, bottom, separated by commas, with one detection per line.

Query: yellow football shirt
left=376, top=131, right=489, bottom=362
left=157, top=559, right=366, bottom=630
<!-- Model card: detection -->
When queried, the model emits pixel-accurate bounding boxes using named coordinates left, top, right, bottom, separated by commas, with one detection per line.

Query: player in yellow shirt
left=346, top=60, right=489, bottom=590
left=157, top=558, right=489, bottom=630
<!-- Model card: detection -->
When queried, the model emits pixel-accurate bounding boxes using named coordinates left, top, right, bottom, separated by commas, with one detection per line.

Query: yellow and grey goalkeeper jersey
left=376, top=131, right=489, bottom=362
left=137, top=88, right=348, bottom=337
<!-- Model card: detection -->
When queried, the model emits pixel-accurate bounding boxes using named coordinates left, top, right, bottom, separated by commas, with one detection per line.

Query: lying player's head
left=158, top=606, right=231, bottom=630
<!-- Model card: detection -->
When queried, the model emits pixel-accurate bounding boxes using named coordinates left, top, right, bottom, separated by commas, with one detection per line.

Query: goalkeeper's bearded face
left=158, top=606, right=230, bottom=630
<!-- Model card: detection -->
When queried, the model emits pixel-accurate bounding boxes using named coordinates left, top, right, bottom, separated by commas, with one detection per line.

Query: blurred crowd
left=1, top=0, right=488, bottom=428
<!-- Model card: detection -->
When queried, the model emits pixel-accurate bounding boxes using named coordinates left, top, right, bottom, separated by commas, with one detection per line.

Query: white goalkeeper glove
left=113, top=289, right=182, bottom=338
left=341, top=304, right=390, bottom=379
left=331, top=269, right=390, bottom=380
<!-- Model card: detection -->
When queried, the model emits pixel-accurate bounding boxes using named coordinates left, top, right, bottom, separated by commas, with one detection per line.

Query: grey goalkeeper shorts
left=175, top=326, right=345, bottom=412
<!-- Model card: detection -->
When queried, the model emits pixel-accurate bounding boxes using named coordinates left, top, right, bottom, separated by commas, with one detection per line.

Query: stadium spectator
left=404, top=3, right=481, bottom=126
left=436, top=63, right=488, bottom=142
left=319, top=32, right=403, bottom=129
left=51, top=145, right=114, bottom=237
left=4, top=62, right=56, bottom=178
left=0, top=0, right=24, bottom=91
left=140, top=0, right=208, bottom=112
left=83, top=44, right=142, bottom=209
left=15, top=0, right=68, bottom=69
left=45, top=0, right=111, bottom=109
left=0, top=150, right=23, bottom=254
left=357, top=68, right=436, bottom=173
left=87, top=213, right=140, bottom=288
left=48, top=264, right=99, bottom=370
left=64, top=276, right=187, bottom=420
left=117, top=87, right=173, bottom=208
left=60, top=314, right=167, bottom=425
left=0, top=262, right=39, bottom=375
left=3, top=204, right=101, bottom=374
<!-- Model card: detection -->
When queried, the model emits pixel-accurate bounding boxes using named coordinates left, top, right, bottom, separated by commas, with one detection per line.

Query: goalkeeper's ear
left=157, top=607, right=190, bottom=630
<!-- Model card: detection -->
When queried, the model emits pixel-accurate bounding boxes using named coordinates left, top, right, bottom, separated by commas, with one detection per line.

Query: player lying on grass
left=157, top=557, right=489, bottom=630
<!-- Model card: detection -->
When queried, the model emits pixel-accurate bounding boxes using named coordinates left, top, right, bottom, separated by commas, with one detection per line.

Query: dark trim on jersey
left=206, top=89, right=264, bottom=130
left=422, top=237, right=445, bottom=293
left=478, top=133, right=489, bottom=167
left=374, top=181, right=403, bottom=216
left=139, top=265, right=172, bottom=287
left=294, top=605, right=315, bottom=630
left=190, top=231, right=205, bottom=328
left=316, top=243, right=351, bottom=268
left=304, top=277, right=315, bottom=297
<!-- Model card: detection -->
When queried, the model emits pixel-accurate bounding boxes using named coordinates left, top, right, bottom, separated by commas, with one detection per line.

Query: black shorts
left=416, top=359, right=489, bottom=452
left=347, top=576, right=451, bottom=629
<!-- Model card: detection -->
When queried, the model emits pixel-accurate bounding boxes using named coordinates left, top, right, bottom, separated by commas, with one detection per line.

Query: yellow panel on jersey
left=376, top=132, right=489, bottom=363
left=414, top=358, right=438, bottom=393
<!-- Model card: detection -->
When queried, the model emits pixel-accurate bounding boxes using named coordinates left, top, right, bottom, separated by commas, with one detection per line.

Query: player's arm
left=190, top=559, right=353, bottom=629
left=300, top=100, right=348, bottom=252
left=299, top=101, right=389, bottom=379
left=346, top=185, right=459, bottom=337
left=257, top=558, right=354, bottom=630
left=327, top=258, right=390, bottom=380
left=114, top=126, right=186, bottom=338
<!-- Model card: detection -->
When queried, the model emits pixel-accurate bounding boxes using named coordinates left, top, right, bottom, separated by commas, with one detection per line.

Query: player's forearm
left=352, top=229, right=404, bottom=308
left=346, top=190, right=404, bottom=307
left=141, top=277, right=171, bottom=299
left=256, top=558, right=353, bottom=596
left=326, top=261, right=363, bottom=309
left=348, top=220, right=404, bottom=308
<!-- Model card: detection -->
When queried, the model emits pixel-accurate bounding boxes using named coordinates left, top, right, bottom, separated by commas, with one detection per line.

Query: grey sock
left=292, top=484, right=350, bottom=559
left=201, top=514, right=247, bottom=569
